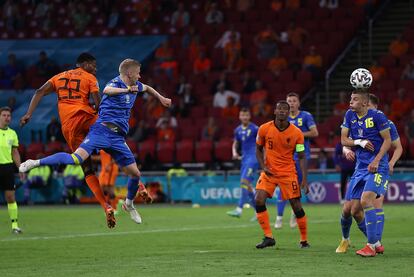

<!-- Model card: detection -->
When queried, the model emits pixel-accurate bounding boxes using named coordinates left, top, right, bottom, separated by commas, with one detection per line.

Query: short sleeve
left=390, top=121, right=400, bottom=141
left=136, top=81, right=144, bottom=92
left=256, top=125, right=266, bottom=146
left=375, top=111, right=390, bottom=132
left=47, top=75, right=57, bottom=91
left=305, top=112, right=316, bottom=129
left=105, top=79, right=118, bottom=88
left=12, top=130, right=19, bottom=147
left=341, top=110, right=352, bottom=129
left=88, top=75, right=99, bottom=93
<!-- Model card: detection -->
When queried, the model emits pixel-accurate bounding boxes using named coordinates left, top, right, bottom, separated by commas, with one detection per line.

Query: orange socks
left=85, top=175, right=108, bottom=210
left=257, top=210, right=273, bottom=238
left=296, top=215, right=308, bottom=242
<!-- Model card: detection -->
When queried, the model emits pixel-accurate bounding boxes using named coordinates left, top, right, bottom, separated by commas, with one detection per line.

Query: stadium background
left=0, top=0, right=413, bottom=206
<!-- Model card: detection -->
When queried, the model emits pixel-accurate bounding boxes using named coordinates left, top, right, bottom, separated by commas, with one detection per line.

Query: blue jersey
left=289, top=111, right=316, bottom=160
left=341, top=109, right=390, bottom=172
left=96, top=76, right=144, bottom=135
left=389, top=120, right=399, bottom=142
left=234, top=123, right=258, bottom=164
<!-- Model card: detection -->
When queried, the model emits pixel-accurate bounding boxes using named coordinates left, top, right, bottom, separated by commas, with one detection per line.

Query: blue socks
left=364, top=207, right=378, bottom=244
left=340, top=215, right=352, bottom=239
left=40, top=152, right=83, bottom=166
left=238, top=187, right=256, bottom=209
left=357, top=218, right=367, bottom=237
left=376, top=208, right=385, bottom=241
left=126, top=177, right=140, bottom=201
left=277, top=199, right=287, bottom=217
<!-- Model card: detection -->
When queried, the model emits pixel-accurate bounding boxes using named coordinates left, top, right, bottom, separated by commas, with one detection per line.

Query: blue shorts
left=79, top=123, right=136, bottom=168
left=240, top=160, right=259, bottom=184
left=345, top=169, right=389, bottom=201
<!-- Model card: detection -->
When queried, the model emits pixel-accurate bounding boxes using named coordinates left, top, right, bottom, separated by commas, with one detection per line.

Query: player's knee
left=255, top=205, right=267, bottom=213
left=294, top=208, right=305, bottom=219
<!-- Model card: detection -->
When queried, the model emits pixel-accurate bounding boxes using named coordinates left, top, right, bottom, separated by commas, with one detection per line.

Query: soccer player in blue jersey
left=19, top=59, right=171, bottom=225
left=274, top=92, right=318, bottom=229
left=337, top=90, right=391, bottom=257
left=226, top=108, right=259, bottom=219
left=336, top=93, right=402, bottom=254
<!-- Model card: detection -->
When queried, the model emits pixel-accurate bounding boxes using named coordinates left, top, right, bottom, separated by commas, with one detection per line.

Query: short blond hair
left=119, top=59, right=141, bottom=74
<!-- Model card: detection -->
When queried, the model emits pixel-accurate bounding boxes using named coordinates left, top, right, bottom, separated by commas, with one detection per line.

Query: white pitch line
left=0, top=219, right=336, bottom=243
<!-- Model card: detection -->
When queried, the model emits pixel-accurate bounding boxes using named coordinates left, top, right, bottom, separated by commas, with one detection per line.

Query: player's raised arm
left=389, top=138, right=403, bottom=174
left=142, top=84, right=171, bottom=107
left=20, top=81, right=54, bottom=127
left=103, top=85, right=130, bottom=96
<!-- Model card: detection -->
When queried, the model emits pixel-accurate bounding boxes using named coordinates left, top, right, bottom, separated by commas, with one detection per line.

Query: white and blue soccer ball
left=350, top=68, right=373, bottom=89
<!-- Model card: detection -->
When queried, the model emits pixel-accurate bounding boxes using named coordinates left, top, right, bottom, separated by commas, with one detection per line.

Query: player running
left=20, top=53, right=117, bottom=228
left=336, top=93, right=402, bottom=254
left=337, top=90, right=391, bottom=257
left=226, top=108, right=259, bottom=219
left=19, top=58, right=171, bottom=225
left=274, top=92, right=318, bottom=229
left=255, top=101, right=310, bottom=249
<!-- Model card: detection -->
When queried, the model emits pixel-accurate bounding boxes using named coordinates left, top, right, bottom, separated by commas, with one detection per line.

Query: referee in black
left=0, top=107, right=24, bottom=233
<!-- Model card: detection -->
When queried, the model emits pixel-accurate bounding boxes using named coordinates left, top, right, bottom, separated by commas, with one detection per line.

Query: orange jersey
left=256, top=121, right=304, bottom=176
left=48, top=67, right=98, bottom=126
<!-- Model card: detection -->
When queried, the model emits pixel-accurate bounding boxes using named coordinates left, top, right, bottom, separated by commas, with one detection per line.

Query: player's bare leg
left=289, top=198, right=309, bottom=248
left=255, top=190, right=275, bottom=249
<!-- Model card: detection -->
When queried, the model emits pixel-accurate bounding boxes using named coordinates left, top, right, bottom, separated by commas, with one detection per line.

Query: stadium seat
left=176, top=139, right=194, bottom=163
left=214, top=139, right=232, bottom=161
left=126, top=139, right=139, bottom=158
left=195, top=140, right=213, bottom=163
left=139, top=140, right=156, bottom=161
left=157, top=141, right=175, bottom=163
left=26, top=142, right=45, bottom=159
left=45, top=141, right=64, bottom=155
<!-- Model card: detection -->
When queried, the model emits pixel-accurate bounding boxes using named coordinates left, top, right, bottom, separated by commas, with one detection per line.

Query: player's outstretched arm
left=103, top=85, right=130, bottom=96
left=20, top=81, right=54, bottom=127
left=297, top=151, right=309, bottom=194
left=142, top=84, right=172, bottom=107
left=389, top=138, right=403, bottom=175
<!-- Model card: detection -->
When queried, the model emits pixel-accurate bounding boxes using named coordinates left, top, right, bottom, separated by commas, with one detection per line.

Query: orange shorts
left=61, top=112, right=97, bottom=151
left=99, top=164, right=119, bottom=186
left=256, top=172, right=300, bottom=200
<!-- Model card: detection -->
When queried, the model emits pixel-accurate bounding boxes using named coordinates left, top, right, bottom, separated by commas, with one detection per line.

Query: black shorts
left=0, top=163, right=16, bottom=191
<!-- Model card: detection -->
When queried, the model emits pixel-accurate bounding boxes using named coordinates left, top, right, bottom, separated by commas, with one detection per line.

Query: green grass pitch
left=0, top=204, right=413, bottom=277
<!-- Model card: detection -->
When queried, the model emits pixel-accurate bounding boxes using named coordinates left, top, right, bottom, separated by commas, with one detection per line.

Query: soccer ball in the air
left=349, top=68, right=373, bottom=89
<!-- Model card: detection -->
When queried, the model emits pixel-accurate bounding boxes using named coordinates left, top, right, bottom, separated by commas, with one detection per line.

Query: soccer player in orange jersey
left=99, top=150, right=119, bottom=212
left=255, top=101, right=310, bottom=249
left=20, top=53, right=116, bottom=228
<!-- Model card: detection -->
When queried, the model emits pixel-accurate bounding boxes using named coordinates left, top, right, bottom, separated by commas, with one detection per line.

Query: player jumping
left=19, top=58, right=171, bottom=225
left=255, top=101, right=310, bottom=249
